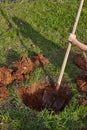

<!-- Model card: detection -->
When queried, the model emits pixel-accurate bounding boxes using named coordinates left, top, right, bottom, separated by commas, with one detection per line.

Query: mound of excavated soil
left=74, top=54, right=87, bottom=93
left=0, top=87, right=9, bottom=100
left=0, top=67, right=13, bottom=87
left=73, top=54, right=87, bottom=71
left=32, top=53, right=49, bottom=67
left=12, top=56, right=33, bottom=82
left=78, top=97, right=87, bottom=106
left=74, top=54, right=87, bottom=106
left=0, top=54, right=49, bottom=86
left=0, top=54, right=49, bottom=101
left=17, top=82, right=71, bottom=112
left=76, top=73, right=87, bottom=93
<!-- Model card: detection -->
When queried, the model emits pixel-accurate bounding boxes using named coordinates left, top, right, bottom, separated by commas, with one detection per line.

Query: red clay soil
left=0, top=54, right=49, bottom=86
left=0, top=57, right=33, bottom=86
left=0, top=67, right=13, bottom=87
left=73, top=54, right=87, bottom=93
left=12, top=56, right=33, bottom=82
left=0, top=87, right=9, bottom=100
left=73, top=54, right=87, bottom=71
left=74, top=54, right=87, bottom=107
left=78, top=97, right=87, bottom=106
left=17, top=82, right=72, bottom=112
left=32, top=53, right=49, bottom=67
left=76, top=73, right=87, bottom=93
left=0, top=54, right=49, bottom=101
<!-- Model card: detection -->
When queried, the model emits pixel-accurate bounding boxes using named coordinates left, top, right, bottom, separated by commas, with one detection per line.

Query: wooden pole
left=56, top=0, right=84, bottom=90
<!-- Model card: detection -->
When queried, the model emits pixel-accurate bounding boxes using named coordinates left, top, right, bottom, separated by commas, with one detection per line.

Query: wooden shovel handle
left=56, top=0, right=84, bottom=90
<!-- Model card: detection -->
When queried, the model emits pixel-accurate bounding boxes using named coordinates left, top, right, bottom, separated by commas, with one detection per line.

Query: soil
left=11, top=56, right=33, bottom=82
left=0, top=54, right=50, bottom=102
left=1, top=53, right=87, bottom=112
left=42, top=81, right=72, bottom=112
left=73, top=54, right=87, bottom=70
left=0, top=67, right=13, bottom=86
left=78, top=97, right=87, bottom=106
left=32, top=53, right=49, bottom=67
left=76, top=73, right=87, bottom=93
left=73, top=54, right=87, bottom=106
left=0, top=54, right=49, bottom=86
left=0, top=87, right=9, bottom=100
left=74, top=54, right=87, bottom=94
left=17, top=81, right=72, bottom=112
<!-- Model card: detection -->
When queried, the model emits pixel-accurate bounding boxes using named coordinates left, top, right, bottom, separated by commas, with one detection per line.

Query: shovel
left=43, top=0, right=84, bottom=109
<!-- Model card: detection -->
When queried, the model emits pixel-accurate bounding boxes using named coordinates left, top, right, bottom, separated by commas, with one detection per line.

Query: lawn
left=0, top=0, right=87, bottom=130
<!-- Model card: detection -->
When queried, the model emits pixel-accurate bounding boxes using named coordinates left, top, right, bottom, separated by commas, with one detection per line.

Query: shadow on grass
left=12, top=16, right=66, bottom=65
left=6, top=49, right=20, bottom=65
left=0, top=8, right=12, bottom=31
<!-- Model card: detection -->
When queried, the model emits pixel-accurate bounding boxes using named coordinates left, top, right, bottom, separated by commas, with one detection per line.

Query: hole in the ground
left=17, top=82, right=72, bottom=112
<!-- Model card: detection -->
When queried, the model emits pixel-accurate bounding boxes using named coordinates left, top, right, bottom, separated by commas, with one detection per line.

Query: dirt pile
left=74, top=54, right=87, bottom=71
left=0, top=87, right=9, bottom=100
left=0, top=67, right=13, bottom=87
left=74, top=54, right=87, bottom=106
left=0, top=54, right=49, bottom=85
left=17, top=82, right=72, bottom=112
left=32, top=53, right=50, bottom=67
left=74, top=54, right=87, bottom=94
left=78, top=97, right=87, bottom=106
left=0, top=54, right=49, bottom=100
left=12, top=56, right=33, bottom=82
left=76, top=73, right=87, bottom=93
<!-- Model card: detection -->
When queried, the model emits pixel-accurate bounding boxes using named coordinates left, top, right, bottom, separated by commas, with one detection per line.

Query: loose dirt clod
left=12, top=57, right=33, bottom=82
left=73, top=54, right=87, bottom=70
left=76, top=73, right=87, bottom=93
left=73, top=54, right=87, bottom=106
left=73, top=54, right=87, bottom=93
left=78, top=97, right=87, bottom=106
left=0, top=67, right=13, bottom=86
left=17, top=82, right=71, bottom=112
left=0, top=87, right=9, bottom=100
left=0, top=54, right=49, bottom=86
left=32, top=53, right=49, bottom=67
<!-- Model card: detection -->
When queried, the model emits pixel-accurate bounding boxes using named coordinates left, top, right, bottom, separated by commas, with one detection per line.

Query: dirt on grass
left=74, top=54, right=87, bottom=94
left=78, top=97, right=87, bottom=106
left=76, top=73, right=87, bottom=93
left=0, top=54, right=49, bottom=101
left=1, top=53, right=87, bottom=112
left=73, top=54, right=87, bottom=71
left=32, top=53, right=50, bottom=67
left=74, top=54, right=87, bottom=106
left=0, top=87, right=9, bottom=100
left=17, top=81, right=72, bottom=112
left=11, top=56, right=33, bottom=82
left=0, top=54, right=49, bottom=86
left=0, top=67, right=13, bottom=87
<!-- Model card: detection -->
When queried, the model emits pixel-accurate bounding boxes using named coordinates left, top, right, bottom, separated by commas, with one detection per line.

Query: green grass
left=0, top=0, right=87, bottom=130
